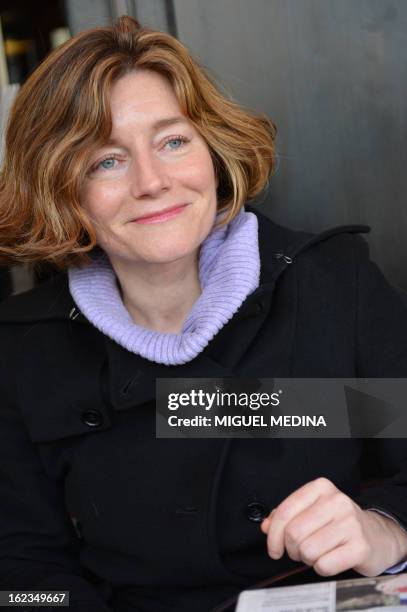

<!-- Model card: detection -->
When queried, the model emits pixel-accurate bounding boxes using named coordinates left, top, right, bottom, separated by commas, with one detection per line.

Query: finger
left=283, top=492, right=357, bottom=561
left=267, top=478, right=335, bottom=559
left=291, top=515, right=351, bottom=566
left=260, top=509, right=275, bottom=533
left=313, top=538, right=369, bottom=577
left=283, top=503, right=335, bottom=561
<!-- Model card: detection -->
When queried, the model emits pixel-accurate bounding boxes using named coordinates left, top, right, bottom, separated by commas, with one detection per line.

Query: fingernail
left=268, top=549, right=280, bottom=560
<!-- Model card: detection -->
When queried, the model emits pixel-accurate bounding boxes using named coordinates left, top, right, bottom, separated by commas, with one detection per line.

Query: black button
left=82, top=409, right=103, bottom=427
left=246, top=502, right=268, bottom=523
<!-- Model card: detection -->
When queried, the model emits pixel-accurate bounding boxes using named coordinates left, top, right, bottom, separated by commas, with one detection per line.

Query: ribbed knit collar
left=68, top=209, right=260, bottom=365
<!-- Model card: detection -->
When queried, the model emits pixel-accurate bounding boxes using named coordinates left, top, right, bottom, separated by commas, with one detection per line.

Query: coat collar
left=0, top=208, right=369, bottom=325
left=0, top=209, right=370, bottom=413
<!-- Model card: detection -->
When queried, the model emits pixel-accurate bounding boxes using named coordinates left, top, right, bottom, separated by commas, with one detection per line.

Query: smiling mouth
left=132, top=204, right=189, bottom=225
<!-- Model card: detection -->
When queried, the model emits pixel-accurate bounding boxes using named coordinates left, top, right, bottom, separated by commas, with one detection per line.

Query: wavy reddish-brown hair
left=0, top=15, right=277, bottom=270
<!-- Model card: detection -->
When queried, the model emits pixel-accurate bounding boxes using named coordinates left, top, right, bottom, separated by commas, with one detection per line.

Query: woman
left=0, top=15, right=407, bottom=612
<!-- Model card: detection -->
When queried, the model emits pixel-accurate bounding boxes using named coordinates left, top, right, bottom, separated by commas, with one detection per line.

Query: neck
left=109, top=250, right=202, bottom=333
left=68, top=209, right=260, bottom=366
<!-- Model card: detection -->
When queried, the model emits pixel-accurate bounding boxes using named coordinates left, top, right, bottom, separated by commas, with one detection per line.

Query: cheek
left=199, top=159, right=218, bottom=199
left=80, top=184, right=119, bottom=226
left=80, top=184, right=98, bottom=218
left=175, top=149, right=217, bottom=194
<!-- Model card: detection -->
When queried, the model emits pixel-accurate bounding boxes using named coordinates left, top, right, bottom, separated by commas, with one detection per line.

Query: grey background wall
left=171, top=0, right=407, bottom=290
left=65, top=0, right=407, bottom=290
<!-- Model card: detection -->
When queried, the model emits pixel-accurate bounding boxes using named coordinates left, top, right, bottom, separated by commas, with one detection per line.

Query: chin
left=140, top=236, right=201, bottom=264
left=143, top=247, right=198, bottom=265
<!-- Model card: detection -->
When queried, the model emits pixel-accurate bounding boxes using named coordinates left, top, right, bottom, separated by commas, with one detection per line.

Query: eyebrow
left=105, top=116, right=189, bottom=145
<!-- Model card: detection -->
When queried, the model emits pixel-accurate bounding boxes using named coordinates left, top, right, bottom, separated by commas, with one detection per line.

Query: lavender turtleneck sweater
left=68, top=209, right=260, bottom=366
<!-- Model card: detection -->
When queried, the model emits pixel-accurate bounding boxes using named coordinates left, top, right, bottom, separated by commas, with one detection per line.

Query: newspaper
left=236, top=572, right=407, bottom=611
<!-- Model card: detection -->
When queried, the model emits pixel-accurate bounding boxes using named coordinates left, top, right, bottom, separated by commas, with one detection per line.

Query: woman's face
left=80, top=69, right=218, bottom=266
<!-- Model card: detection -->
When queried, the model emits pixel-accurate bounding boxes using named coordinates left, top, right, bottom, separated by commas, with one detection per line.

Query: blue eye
left=164, top=136, right=188, bottom=150
left=89, top=155, right=121, bottom=174
left=100, top=158, right=117, bottom=169
left=167, top=138, right=182, bottom=149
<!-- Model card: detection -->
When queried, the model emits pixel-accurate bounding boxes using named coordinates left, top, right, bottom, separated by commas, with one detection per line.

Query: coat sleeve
left=0, top=327, right=113, bottom=611
left=351, top=235, right=407, bottom=528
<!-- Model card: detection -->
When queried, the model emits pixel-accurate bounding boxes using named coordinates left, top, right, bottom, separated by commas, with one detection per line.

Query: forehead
left=109, top=70, right=184, bottom=132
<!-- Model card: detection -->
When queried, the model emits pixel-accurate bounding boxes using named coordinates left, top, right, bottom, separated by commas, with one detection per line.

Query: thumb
left=260, top=509, right=275, bottom=533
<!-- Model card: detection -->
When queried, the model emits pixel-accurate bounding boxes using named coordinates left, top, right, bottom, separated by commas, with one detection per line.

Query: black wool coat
left=1, top=209, right=407, bottom=612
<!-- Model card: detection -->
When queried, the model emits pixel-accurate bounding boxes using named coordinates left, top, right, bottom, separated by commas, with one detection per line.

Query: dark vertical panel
left=164, top=0, right=177, bottom=37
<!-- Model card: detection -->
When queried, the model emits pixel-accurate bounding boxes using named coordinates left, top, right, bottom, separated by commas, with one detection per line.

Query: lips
left=132, top=203, right=189, bottom=225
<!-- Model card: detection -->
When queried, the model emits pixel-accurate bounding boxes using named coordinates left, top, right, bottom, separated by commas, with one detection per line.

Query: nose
left=128, top=152, right=170, bottom=199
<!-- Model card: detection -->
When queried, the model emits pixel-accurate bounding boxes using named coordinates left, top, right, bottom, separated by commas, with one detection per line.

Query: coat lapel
left=15, top=322, right=111, bottom=441
left=0, top=209, right=370, bottom=416
left=104, top=335, right=237, bottom=411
